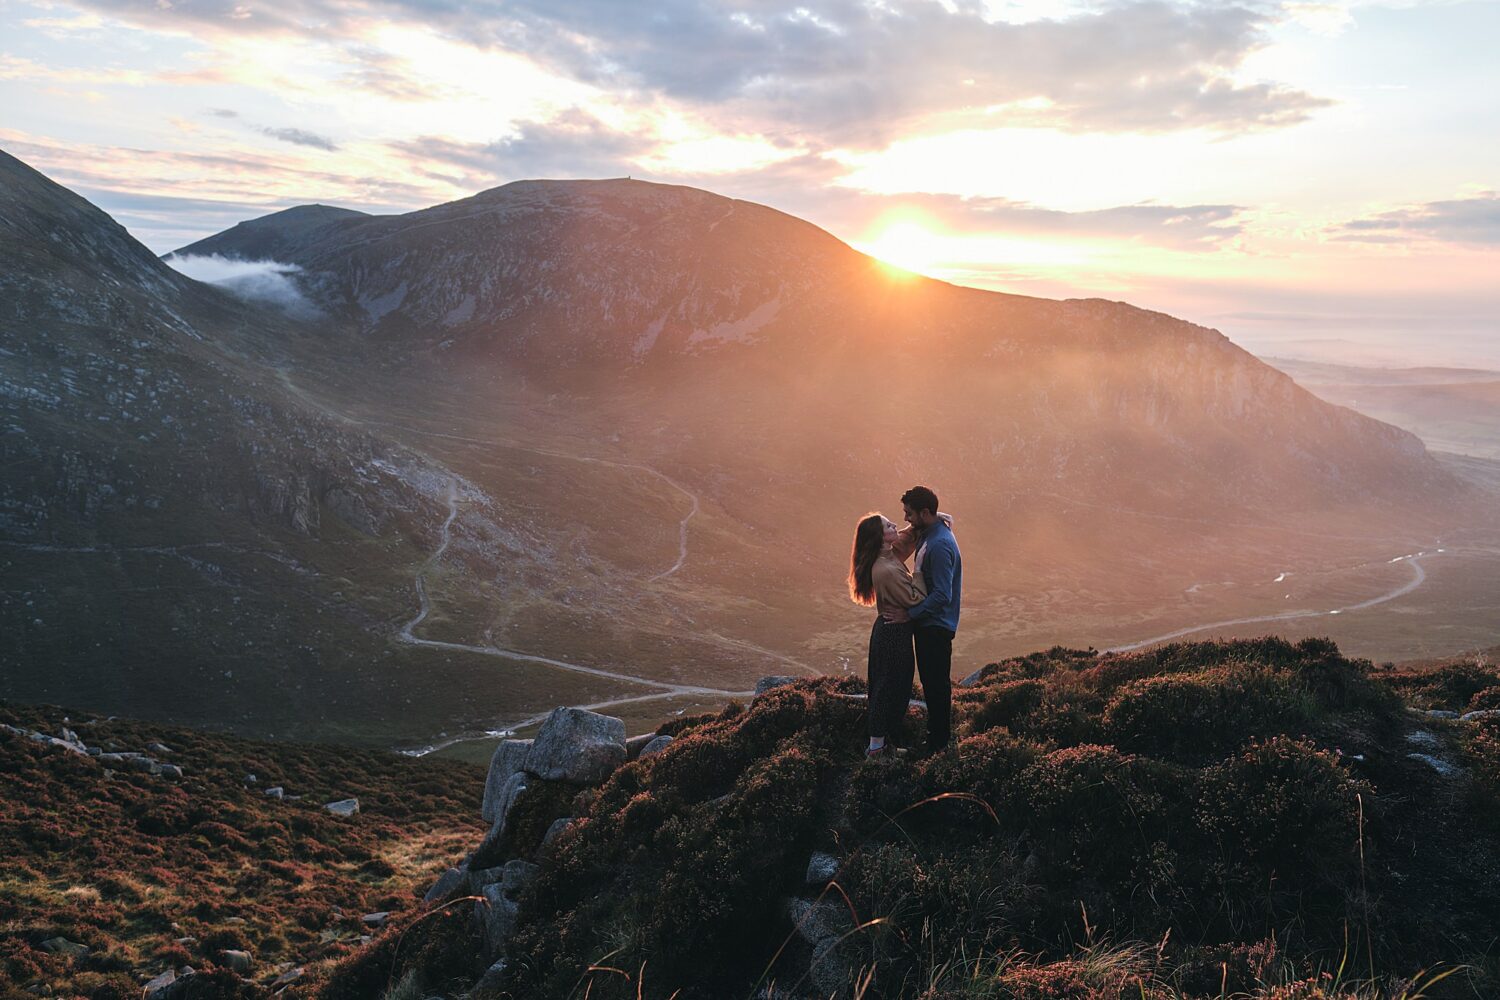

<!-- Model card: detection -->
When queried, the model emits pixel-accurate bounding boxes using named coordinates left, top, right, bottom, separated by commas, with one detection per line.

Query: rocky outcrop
left=481, top=739, right=533, bottom=823
left=525, top=708, right=626, bottom=784
left=450, top=707, right=630, bottom=959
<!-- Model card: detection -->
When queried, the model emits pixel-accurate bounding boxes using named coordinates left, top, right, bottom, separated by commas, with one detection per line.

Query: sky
left=2, top=0, right=1496, bottom=367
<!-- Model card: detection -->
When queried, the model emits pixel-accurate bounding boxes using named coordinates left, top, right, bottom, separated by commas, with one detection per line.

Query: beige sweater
left=872, top=548, right=926, bottom=615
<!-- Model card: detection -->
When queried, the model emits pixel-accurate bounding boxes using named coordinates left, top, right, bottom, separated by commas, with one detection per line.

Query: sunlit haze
left=3, top=0, right=1495, bottom=366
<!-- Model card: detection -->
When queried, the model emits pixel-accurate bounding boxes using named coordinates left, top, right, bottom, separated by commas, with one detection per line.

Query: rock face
left=423, top=866, right=468, bottom=906
left=638, top=734, right=674, bottom=759
left=482, top=739, right=533, bottom=823
left=785, top=897, right=853, bottom=999
left=525, top=708, right=626, bottom=784
left=541, top=817, right=574, bottom=852
left=450, top=709, right=631, bottom=961
left=477, top=860, right=540, bottom=957
left=471, top=771, right=530, bottom=868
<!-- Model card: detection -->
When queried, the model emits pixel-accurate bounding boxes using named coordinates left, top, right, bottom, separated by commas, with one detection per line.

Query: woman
left=848, top=512, right=940, bottom=760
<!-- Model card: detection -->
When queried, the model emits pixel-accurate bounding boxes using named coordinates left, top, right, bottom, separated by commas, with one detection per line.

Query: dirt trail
left=394, top=477, right=752, bottom=755
left=1106, top=549, right=1441, bottom=653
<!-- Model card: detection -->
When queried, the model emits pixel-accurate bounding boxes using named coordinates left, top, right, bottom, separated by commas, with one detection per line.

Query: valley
left=5, top=150, right=1500, bottom=760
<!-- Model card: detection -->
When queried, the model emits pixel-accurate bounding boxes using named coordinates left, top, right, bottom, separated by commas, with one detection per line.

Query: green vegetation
left=9, top=637, right=1500, bottom=999
left=339, top=638, right=1500, bottom=999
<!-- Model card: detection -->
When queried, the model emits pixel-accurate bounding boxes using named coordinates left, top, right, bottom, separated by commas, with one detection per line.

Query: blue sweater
left=908, top=521, right=962, bottom=632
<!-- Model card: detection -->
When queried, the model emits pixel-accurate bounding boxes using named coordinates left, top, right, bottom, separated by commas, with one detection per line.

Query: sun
left=858, top=218, right=949, bottom=276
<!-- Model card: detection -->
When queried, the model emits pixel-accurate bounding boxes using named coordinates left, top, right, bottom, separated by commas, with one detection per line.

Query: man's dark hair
left=901, top=486, right=939, bottom=517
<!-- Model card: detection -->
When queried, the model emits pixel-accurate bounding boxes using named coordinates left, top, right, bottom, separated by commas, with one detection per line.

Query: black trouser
left=914, top=625, right=955, bottom=751
left=867, top=617, right=915, bottom=740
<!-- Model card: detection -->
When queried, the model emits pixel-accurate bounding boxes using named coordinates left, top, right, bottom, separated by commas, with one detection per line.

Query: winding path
left=393, top=476, right=753, bottom=755
left=370, top=423, right=697, bottom=582
left=1105, top=549, right=1441, bottom=654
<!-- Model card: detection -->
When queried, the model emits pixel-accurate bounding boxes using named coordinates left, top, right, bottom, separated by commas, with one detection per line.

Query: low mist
left=165, top=253, right=319, bottom=317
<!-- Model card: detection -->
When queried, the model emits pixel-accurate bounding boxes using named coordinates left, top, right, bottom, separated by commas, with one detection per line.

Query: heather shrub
left=1022, top=744, right=1186, bottom=878
left=1101, top=669, right=1315, bottom=765
left=1194, top=737, right=1367, bottom=927
left=967, top=679, right=1047, bottom=735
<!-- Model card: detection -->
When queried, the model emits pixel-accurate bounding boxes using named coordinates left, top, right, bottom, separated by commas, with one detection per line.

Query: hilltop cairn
left=423, top=707, right=640, bottom=970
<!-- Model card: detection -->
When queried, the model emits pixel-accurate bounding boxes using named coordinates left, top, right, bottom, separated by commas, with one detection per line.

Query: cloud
left=209, top=108, right=240, bottom=118
left=164, top=253, right=319, bottom=315
left=388, top=110, right=658, bottom=185
left=475, top=0, right=1330, bottom=141
left=260, top=126, right=339, bottom=151
left=64, top=0, right=1329, bottom=141
left=1329, top=192, right=1500, bottom=247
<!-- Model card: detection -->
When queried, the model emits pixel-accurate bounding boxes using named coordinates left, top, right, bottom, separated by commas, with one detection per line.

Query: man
left=890, top=485, right=961, bottom=756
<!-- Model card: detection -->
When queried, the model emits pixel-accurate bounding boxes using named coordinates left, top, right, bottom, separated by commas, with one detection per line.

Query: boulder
left=324, top=798, right=359, bottom=817
left=805, top=851, right=840, bottom=887
left=264, top=787, right=284, bottom=800
left=143, top=970, right=176, bottom=999
left=1427, top=709, right=1459, bottom=719
left=220, top=949, right=253, bottom=973
left=477, top=883, right=519, bottom=958
left=361, top=912, right=390, bottom=928
left=469, top=865, right=507, bottom=893
left=40, top=937, right=89, bottom=958
left=502, top=859, right=540, bottom=894
left=540, top=817, right=575, bottom=852
left=1462, top=709, right=1500, bottom=722
left=524, top=708, right=626, bottom=784
left=481, top=739, right=534, bottom=823
left=158, top=764, right=183, bottom=779
left=1405, top=730, right=1442, bottom=751
left=1407, top=752, right=1461, bottom=777
left=147, top=742, right=174, bottom=754
left=784, top=898, right=853, bottom=998
left=475, top=958, right=509, bottom=992
left=271, top=967, right=304, bottom=988
left=475, top=861, right=540, bottom=959
left=957, top=667, right=986, bottom=687
left=625, top=733, right=657, bottom=761
left=754, top=676, right=799, bottom=697
left=471, top=772, right=529, bottom=868
left=423, top=866, right=468, bottom=905
left=146, top=969, right=199, bottom=1000
left=638, top=735, right=674, bottom=759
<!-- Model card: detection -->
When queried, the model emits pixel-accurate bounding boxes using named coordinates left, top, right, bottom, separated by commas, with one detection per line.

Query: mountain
left=2, top=148, right=1496, bottom=756
left=171, top=203, right=369, bottom=264
left=1271, top=357, right=1500, bottom=461
left=176, top=178, right=1452, bottom=516
left=0, top=149, right=534, bottom=745
left=174, top=179, right=1494, bottom=677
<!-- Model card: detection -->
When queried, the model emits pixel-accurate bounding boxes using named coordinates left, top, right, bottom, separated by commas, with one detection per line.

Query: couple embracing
left=848, top=485, right=962, bottom=761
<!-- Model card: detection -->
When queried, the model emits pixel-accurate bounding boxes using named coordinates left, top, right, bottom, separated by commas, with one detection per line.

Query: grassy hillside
left=0, top=702, right=485, bottom=999
left=8, top=637, right=1500, bottom=1000
left=334, top=638, right=1500, bottom=1000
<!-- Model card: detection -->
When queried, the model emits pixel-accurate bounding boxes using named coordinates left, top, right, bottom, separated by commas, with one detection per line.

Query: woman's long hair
left=848, top=513, right=885, bottom=606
